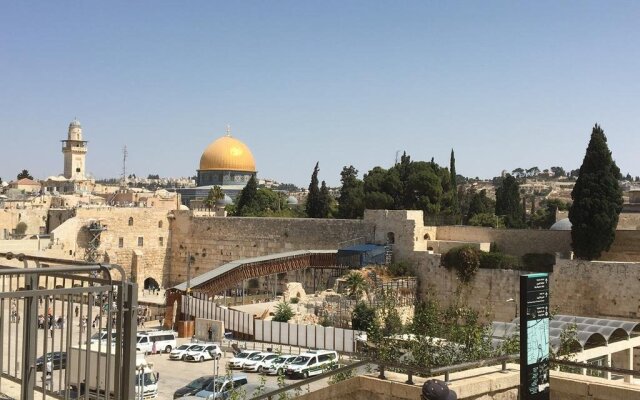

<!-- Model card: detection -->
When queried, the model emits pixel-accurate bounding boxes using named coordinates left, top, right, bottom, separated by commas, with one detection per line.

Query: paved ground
left=153, top=336, right=350, bottom=399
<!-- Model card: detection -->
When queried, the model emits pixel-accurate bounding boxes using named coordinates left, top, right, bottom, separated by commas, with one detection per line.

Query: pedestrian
left=81, top=317, right=87, bottom=333
left=49, top=324, right=54, bottom=339
left=208, top=326, right=213, bottom=342
left=74, top=306, right=79, bottom=318
left=421, top=379, right=457, bottom=400
left=151, top=340, right=157, bottom=355
left=44, top=360, right=53, bottom=391
left=158, top=316, right=164, bottom=328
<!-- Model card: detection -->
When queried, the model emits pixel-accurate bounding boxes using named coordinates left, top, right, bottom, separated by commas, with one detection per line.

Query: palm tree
left=345, top=272, right=370, bottom=302
left=204, top=186, right=225, bottom=215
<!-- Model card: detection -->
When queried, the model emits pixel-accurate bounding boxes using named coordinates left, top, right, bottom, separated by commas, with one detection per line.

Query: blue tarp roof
left=339, top=244, right=384, bottom=253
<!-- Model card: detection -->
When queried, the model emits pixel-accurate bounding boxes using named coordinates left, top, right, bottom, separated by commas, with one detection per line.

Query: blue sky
left=1, top=1, right=639, bottom=186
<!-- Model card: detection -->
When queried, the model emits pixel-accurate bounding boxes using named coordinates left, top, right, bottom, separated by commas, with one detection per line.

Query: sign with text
left=520, top=273, right=550, bottom=400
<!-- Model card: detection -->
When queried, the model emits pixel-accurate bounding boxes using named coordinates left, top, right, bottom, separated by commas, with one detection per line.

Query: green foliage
left=273, top=301, right=294, bottom=322
left=521, top=253, right=555, bottom=271
left=478, top=252, right=520, bottom=270
left=530, top=198, right=571, bottom=229
left=386, top=261, right=415, bottom=277
left=317, top=180, right=333, bottom=218
left=464, top=189, right=495, bottom=223
left=14, top=222, right=27, bottom=236
left=234, top=175, right=258, bottom=215
left=351, top=301, right=377, bottom=332
left=441, top=245, right=480, bottom=282
left=338, top=165, right=365, bottom=219
left=17, top=169, right=33, bottom=180
left=495, top=174, right=525, bottom=228
left=569, top=124, right=623, bottom=260
left=204, top=186, right=224, bottom=212
left=319, top=313, right=332, bottom=327
left=468, top=213, right=498, bottom=227
left=328, top=363, right=354, bottom=385
left=289, top=297, right=299, bottom=304
left=382, top=308, right=403, bottom=337
left=305, top=162, right=323, bottom=218
left=344, top=272, right=370, bottom=300
left=450, top=149, right=460, bottom=220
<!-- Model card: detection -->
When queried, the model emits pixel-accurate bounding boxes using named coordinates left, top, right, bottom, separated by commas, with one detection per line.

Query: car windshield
left=248, top=354, right=263, bottom=361
left=176, top=345, right=190, bottom=351
left=290, top=356, right=310, bottom=365
left=204, top=380, right=226, bottom=392
left=186, top=376, right=211, bottom=389
left=190, top=345, right=204, bottom=351
left=273, top=356, right=288, bottom=364
left=135, top=372, right=157, bottom=386
left=236, top=352, right=250, bottom=359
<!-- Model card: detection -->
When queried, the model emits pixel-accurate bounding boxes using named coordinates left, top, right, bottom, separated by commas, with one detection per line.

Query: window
left=118, top=238, right=124, bottom=248
left=158, top=220, right=163, bottom=228
left=159, top=237, right=164, bottom=247
left=138, top=237, right=144, bottom=247
left=128, top=217, right=134, bottom=226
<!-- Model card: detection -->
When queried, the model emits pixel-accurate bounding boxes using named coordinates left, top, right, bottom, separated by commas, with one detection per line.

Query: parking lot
left=153, top=336, right=351, bottom=399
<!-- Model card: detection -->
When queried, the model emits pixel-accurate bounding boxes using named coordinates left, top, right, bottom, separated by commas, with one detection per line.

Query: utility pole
left=121, top=145, right=128, bottom=188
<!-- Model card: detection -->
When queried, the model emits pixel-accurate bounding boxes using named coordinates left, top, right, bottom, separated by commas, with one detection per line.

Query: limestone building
left=179, top=127, right=257, bottom=207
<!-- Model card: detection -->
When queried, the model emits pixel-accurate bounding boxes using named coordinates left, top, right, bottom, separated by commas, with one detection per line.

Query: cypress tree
left=306, top=162, right=321, bottom=218
left=318, top=180, right=331, bottom=218
left=338, top=165, right=365, bottom=219
left=235, top=175, right=257, bottom=215
left=569, top=124, right=623, bottom=260
left=495, top=174, right=524, bottom=228
left=450, top=149, right=460, bottom=220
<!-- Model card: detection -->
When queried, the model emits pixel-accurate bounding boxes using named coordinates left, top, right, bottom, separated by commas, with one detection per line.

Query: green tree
left=351, top=301, right=377, bottom=331
left=318, top=180, right=332, bottom=218
left=550, top=166, right=566, bottom=178
left=17, top=169, right=33, bottom=180
left=345, top=271, right=370, bottom=301
left=305, top=162, right=322, bottom=218
left=273, top=301, right=295, bottom=322
left=495, top=174, right=525, bottom=228
left=569, top=124, right=623, bottom=260
left=338, top=166, right=365, bottom=219
left=235, top=175, right=258, bottom=215
left=450, top=149, right=460, bottom=221
left=204, top=185, right=224, bottom=214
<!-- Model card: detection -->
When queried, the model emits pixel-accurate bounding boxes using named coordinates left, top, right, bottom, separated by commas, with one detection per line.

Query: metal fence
left=0, top=252, right=137, bottom=400
left=182, top=294, right=362, bottom=353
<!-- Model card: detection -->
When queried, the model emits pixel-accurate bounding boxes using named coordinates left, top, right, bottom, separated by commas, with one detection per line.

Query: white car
left=227, top=350, right=261, bottom=369
left=262, top=354, right=297, bottom=375
left=242, top=352, right=278, bottom=373
left=169, top=343, right=200, bottom=360
left=184, top=344, right=223, bottom=362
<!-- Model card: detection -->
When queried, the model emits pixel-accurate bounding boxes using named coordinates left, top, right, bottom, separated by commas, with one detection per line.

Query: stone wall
left=435, top=225, right=573, bottom=257
left=414, top=253, right=640, bottom=322
left=167, top=211, right=375, bottom=287
left=0, top=208, right=48, bottom=238
left=601, top=230, right=640, bottom=262
left=617, top=212, right=640, bottom=230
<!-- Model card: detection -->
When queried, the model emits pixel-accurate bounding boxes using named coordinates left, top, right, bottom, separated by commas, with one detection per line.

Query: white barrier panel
left=254, top=320, right=264, bottom=342
left=324, top=327, right=334, bottom=350
left=334, top=328, right=345, bottom=352
left=315, top=326, right=325, bottom=350
left=272, top=321, right=281, bottom=344
left=298, top=324, right=307, bottom=348
left=343, top=329, right=354, bottom=353
left=289, top=323, right=298, bottom=346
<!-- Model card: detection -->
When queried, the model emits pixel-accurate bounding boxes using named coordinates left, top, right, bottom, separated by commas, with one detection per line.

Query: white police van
left=285, top=350, right=338, bottom=378
left=136, top=330, right=177, bottom=354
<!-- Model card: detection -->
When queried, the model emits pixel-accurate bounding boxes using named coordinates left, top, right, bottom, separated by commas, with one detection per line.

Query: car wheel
left=277, top=368, right=282, bottom=376
left=303, top=371, right=309, bottom=379
left=181, top=354, right=186, bottom=361
left=165, top=345, right=172, bottom=353
left=258, top=366, right=263, bottom=373
left=199, top=356, right=203, bottom=363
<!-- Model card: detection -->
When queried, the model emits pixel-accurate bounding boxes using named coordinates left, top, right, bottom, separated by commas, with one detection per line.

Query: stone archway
left=144, top=277, right=159, bottom=290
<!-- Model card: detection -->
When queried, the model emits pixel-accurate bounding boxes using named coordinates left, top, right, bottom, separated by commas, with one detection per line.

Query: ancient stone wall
left=435, top=225, right=573, bottom=256
left=167, top=211, right=375, bottom=287
left=413, top=252, right=640, bottom=322
left=0, top=208, right=48, bottom=238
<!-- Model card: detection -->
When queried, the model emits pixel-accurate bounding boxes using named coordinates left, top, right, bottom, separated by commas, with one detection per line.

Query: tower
left=61, top=118, right=88, bottom=180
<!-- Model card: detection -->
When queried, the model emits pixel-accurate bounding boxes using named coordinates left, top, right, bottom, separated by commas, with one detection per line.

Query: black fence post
left=378, top=364, right=386, bottom=380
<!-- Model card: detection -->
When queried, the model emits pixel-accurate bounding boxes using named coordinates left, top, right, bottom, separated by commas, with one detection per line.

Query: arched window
left=424, top=233, right=431, bottom=240
left=128, top=217, right=134, bottom=226
left=386, top=232, right=395, bottom=244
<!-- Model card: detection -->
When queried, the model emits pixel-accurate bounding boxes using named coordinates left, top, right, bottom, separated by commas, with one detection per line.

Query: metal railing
left=0, top=252, right=138, bottom=400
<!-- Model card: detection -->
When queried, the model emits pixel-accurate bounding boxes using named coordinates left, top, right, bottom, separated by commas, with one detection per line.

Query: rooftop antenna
left=121, top=145, right=128, bottom=187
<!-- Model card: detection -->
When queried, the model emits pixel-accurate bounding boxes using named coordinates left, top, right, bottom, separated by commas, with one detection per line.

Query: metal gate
left=0, top=252, right=137, bottom=400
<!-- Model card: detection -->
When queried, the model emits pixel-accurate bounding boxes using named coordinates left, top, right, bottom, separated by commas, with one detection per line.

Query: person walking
left=151, top=340, right=157, bottom=355
left=44, top=360, right=53, bottom=391
left=208, top=326, right=213, bottom=342
left=74, top=306, right=79, bottom=318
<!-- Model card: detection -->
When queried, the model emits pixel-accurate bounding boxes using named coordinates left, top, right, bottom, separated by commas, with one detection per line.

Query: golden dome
left=199, top=135, right=256, bottom=172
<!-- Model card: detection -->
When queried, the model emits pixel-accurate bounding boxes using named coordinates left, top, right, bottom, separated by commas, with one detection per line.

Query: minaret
left=61, top=118, right=88, bottom=180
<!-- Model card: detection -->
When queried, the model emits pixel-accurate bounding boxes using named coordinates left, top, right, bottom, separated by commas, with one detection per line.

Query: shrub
left=479, top=252, right=520, bottom=270
left=272, top=301, right=294, bottom=322
left=522, top=253, right=556, bottom=272
left=441, top=246, right=480, bottom=283
left=289, top=297, right=299, bottom=304
left=387, top=261, right=416, bottom=277
left=15, top=222, right=27, bottom=236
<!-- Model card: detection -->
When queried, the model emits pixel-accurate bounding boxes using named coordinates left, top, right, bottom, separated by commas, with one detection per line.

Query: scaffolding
left=85, top=220, right=107, bottom=263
